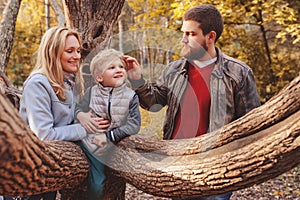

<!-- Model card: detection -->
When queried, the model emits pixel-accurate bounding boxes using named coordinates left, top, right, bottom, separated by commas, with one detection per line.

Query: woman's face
left=61, top=35, right=81, bottom=73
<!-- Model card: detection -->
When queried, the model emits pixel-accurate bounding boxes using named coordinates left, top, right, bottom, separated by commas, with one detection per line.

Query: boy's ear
left=96, top=74, right=103, bottom=83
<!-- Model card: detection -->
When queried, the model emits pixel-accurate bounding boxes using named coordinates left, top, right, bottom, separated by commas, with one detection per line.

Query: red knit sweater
left=172, top=63, right=214, bottom=139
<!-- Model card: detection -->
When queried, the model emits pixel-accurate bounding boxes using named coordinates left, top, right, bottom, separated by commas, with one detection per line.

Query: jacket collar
left=96, top=82, right=127, bottom=96
left=212, top=47, right=225, bottom=78
left=179, top=47, right=224, bottom=78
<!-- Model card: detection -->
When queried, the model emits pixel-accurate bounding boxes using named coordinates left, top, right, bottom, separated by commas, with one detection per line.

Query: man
left=124, top=4, right=260, bottom=200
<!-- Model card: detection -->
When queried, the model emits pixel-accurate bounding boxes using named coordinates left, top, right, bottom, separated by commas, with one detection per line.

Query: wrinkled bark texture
left=0, top=0, right=22, bottom=109
left=63, top=0, right=125, bottom=60
left=0, top=93, right=89, bottom=197
left=0, top=0, right=21, bottom=73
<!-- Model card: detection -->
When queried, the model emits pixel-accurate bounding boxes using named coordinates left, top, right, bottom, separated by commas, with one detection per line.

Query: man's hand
left=123, top=55, right=142, bottom=80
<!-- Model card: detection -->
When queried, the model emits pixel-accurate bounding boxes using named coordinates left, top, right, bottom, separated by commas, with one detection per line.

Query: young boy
left=75, top=48, right=141, bottom=199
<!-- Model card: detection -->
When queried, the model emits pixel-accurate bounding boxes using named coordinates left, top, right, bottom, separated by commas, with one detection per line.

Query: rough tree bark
left=63, top=0, right=125, bottom=59
left=0, top=74, right=299, bottom=199
left=0, top=0, right=21, bottom=73
left=112, top=76, right=300, bottom=198
left=0, top=0, right=22, bottom=109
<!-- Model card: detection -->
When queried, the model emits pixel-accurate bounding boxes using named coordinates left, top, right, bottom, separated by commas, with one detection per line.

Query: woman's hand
left=77, top=110, right=110, bottom=133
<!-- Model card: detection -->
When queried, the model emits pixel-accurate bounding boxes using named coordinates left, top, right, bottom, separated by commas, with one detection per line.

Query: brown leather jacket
left=130, top=47, right=261, bottom=140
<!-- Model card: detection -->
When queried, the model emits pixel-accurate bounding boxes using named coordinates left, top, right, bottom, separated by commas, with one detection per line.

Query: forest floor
left=125, top=165, right=300, bottom=200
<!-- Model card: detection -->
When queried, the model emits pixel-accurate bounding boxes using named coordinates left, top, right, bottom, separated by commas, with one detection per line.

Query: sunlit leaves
left=127, top=0, right=175, bottom=29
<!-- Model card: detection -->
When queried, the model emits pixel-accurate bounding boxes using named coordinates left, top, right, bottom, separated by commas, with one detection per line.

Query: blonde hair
left=34, top=26, right=84, bottom=100
left=90, top=49, right=126, bottom=82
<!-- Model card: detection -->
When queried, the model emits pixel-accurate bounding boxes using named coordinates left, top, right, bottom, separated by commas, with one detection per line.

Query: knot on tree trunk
left=0, top=73, right=21, bottom=109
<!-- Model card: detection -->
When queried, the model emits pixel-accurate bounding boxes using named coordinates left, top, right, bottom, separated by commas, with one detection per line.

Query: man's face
left=180, top=20, right=208, bottom=61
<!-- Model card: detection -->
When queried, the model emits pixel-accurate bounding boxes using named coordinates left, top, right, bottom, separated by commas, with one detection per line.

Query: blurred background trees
left=1, top=0, right=299, bottom=103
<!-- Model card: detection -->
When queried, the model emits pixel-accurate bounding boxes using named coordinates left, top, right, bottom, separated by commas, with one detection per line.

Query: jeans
left=76, top=141, right=106, bottom=200
left=172, top=192, right=232, bottom=200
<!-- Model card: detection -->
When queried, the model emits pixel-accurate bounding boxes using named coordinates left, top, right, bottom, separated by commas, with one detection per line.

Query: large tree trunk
left=0, top=94, right=89, bottom=197
left=63, top=0, right=126, bottom=90
left=0, top=74, right=299, bottom=199
left=63, top=0, right=125, bottom=60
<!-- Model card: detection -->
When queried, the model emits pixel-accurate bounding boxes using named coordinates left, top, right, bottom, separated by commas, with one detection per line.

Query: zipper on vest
left=107, top=88, right=113, bottom=120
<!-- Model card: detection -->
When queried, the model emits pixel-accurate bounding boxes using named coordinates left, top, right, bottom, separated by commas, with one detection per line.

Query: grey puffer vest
left=82, top=83, right=135, bottom=154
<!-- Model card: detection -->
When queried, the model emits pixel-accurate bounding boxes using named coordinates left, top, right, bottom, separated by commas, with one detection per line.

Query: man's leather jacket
left=130, top=47, right=261, bottom=140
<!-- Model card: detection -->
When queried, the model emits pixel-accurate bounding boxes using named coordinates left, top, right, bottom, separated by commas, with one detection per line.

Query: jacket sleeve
left=20, top=78, right=87, bottom=141
left=235, top=68, right=261, bottom=119
left=105, top=94, right=141, bottom=143
left=129, top=72, right=169, bottom=112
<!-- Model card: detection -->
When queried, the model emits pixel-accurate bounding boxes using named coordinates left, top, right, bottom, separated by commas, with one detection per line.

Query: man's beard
left=180, top=41, right=208, bottom=61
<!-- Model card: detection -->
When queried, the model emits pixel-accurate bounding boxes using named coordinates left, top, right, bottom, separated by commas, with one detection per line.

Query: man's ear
left=207, top=31, right=216, bottom=43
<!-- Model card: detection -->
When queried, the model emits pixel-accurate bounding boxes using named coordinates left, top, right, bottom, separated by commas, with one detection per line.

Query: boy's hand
left=97, top=117, right=110, bottom=133
left=77, top=110, right=110, bottom=133
left=92, top=133, right=107, bottom=148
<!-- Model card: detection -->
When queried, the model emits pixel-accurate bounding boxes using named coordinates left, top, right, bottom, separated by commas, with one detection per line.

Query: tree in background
left=112, top=0, right=181, bottom=83
left=6, top=0, right=58, bottom=87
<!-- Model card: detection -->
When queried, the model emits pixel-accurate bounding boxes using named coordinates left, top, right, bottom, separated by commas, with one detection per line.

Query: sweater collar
left=63, top=72, right=76, bottom=89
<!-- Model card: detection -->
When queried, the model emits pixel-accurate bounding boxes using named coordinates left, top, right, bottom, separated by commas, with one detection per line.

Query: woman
left=16, top=26, right=109, bottom=200
left=19, top=26, right=88, bottom=141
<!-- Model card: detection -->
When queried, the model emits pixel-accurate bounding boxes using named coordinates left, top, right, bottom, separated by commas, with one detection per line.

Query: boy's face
left=96, top=59, right=126, bottom=87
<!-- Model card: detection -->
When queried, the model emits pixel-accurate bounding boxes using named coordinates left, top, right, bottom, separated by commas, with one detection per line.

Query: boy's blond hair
left=90, top=49, right=126, bottom=81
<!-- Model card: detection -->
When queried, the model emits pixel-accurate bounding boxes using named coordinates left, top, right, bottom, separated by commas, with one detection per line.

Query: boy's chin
left=115, top=80, right=125, bottom=87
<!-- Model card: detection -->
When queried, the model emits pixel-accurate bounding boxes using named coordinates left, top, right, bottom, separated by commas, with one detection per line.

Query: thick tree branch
left=0, top=97, right=89, bottom=197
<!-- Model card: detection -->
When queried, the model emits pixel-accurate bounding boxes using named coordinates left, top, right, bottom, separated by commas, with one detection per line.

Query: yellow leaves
left=7, top=0, right=58, bottom=86
left=139, top=107, right=165, bottom=138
